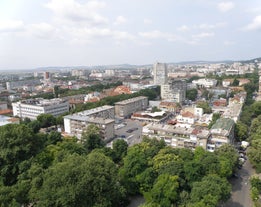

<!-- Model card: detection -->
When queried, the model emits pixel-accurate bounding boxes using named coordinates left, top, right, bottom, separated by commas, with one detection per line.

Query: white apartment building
left=12, top=98, right=69, bottom=120
left=115, top=96, right=148, bottom=118
left=192, top=78, right=217, bottom=88
left=63, top=105, right=115, bottom=140
left=143, top=123, right=210, bottom=150
left=153, top=62, right=168, bottom=85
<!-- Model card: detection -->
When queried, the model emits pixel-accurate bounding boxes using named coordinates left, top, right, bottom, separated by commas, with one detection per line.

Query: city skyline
left=1, top=0, right=261, bottom=70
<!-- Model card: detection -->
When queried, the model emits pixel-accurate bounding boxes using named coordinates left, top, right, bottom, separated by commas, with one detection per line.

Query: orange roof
left=159, top=102, right=178, bottom=107
left=181, top=111, right=195, bottom=118
left=0, top=109, right=12, bottom=115
left=113, top=85, right=132, bottom=95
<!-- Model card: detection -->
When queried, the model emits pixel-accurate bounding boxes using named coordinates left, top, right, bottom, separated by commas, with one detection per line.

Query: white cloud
left=114, top=16, right=127, bottom=25
left=244, top=15, right=261, bottom=30
left=143, top=19, right=152, bottom=25
left=0, top=20, right=24, bottom=33
left=246, top=7, right=261, bottom=13
left=45, top=0, right=108, bottom=25
left=198, top=22, right=227, bottom=29
left=193, top=32, right=215, bottom=38
left=139, top=30, right=177, bottom=42
left=224, top=40, right=235, bottom=45
left=67, top=27, right=135, bottom=44
left=177, top=25, right=190, bottom=32
left=27, top=22, right=57, bottom=39
left=218, top=2, right=235, bottom=12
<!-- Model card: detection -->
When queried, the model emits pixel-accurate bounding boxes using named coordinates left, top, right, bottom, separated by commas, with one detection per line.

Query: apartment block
left=161, top=79, right=187, bottom=103
left=12, top=98, right=69, bottom=120
left=153, top=62, right=168, bottom=85
left=64, top=105, right=115, bottom=140
left=143, top=123, right=210, bottom=150
left=115, top=96, right=148, bottom=118
left=208, top=118, right=235, bottom=152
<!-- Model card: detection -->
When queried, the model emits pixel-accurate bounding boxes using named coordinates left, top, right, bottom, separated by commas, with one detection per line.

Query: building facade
left=208, top=118, right=235, bottom=152
left=12, top=98, right=69, bottom=120
left=115, top=96, right=148, bottom=118
left=161, top=79, right=187, bottom=103
left=153, top=62, right=168, bottom=85
left=143, top=123, right=210, bottom=150
left=63, top=105, right=115, bottom=140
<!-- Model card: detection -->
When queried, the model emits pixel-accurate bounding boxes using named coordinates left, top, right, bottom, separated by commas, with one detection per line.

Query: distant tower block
left=44, top=72, right=50, bottom=80
left=153, top=62, right=168, bottom=85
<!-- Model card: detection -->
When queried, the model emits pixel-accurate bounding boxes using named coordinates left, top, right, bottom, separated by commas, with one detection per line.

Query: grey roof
left=211, top=118, right=234, bottom=131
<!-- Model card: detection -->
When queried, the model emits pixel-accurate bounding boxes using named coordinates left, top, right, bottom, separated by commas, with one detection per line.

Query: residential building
left=71, top=69, right=87, bottom=77
left=131, top=111, right=168, bottom=123
left=159, top=101, right=180, bottom=113
left=153, top=62, right=168, bottom=85
left=64, top=105, right=115, bottom=140
left=208, top=118, right=235, bottom=152
left=115, top=96, right=148, bottom=118
left=12, top=98, right=69, bottom=120
left=192, top=78, right=217, bottom=88
left=161, top=79, right=187, bottom=103
left=143, top=123, right=210, bottom=150
left=6, top=79, right=41, bottom=90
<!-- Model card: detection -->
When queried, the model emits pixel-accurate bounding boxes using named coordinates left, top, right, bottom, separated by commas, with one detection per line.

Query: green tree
left=81, top=124, right=105, bottom=153
left=248, top=139, right=261, bottom=173
left=231, top=78, right=239, bottom=86
left=144, top=174, right=179, bottom=207
left=27, top=120, right=41, bottom=133
left=215, top=144, right=238, bottom=174
left=0, top=124, right=42, bottom=186
left=35, top=152, right=127, bottom=207
left=112, top=139, right=128, bottom=164
left=184, top=160, right=204, bottom=187
left=197, top=101, right=212, bottom=114
left=53, top=85, right=59, bottom=98
left=190, top=174, right=231, bottom=205
left=186, top=89, right=198, bottom=101
left=37, top=114, right=56, bottom=128
left=235, top=121, right=248, bottom=141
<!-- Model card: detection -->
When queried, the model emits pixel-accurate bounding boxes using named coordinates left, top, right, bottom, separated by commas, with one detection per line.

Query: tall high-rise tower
left=153, top=62, right=167, bottom=85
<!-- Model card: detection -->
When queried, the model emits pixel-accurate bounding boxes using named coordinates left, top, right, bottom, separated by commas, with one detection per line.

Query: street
left=222, top=158, right=255, bottom=207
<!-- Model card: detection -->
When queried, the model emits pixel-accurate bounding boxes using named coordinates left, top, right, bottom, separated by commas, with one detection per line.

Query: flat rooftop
left=115, top=96, right=147, bottom=105
left=64, top=105, right=114, bottom=121
left=18, top=98, right=67, bottom=106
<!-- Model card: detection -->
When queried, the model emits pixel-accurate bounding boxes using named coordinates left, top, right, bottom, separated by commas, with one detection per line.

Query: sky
left=0, top=0, right=261, bottom=70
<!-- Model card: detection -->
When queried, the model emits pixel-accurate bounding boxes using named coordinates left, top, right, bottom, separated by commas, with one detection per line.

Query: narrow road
left=223, top=158, right=255, bottom=207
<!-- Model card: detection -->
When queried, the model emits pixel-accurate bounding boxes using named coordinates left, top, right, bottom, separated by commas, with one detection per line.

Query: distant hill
left=240, top=57, right=261, bottom=64
left=31, top=57, right=261, bottom=71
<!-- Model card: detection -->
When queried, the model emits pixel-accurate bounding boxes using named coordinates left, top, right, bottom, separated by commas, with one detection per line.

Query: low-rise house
left=131, top=111, right=168, bottom=123
left=159, top=101, right=180, bottom=113
left=222, top=79, right=233, bottom=87
left=176, top=111, right=195, bottom=125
